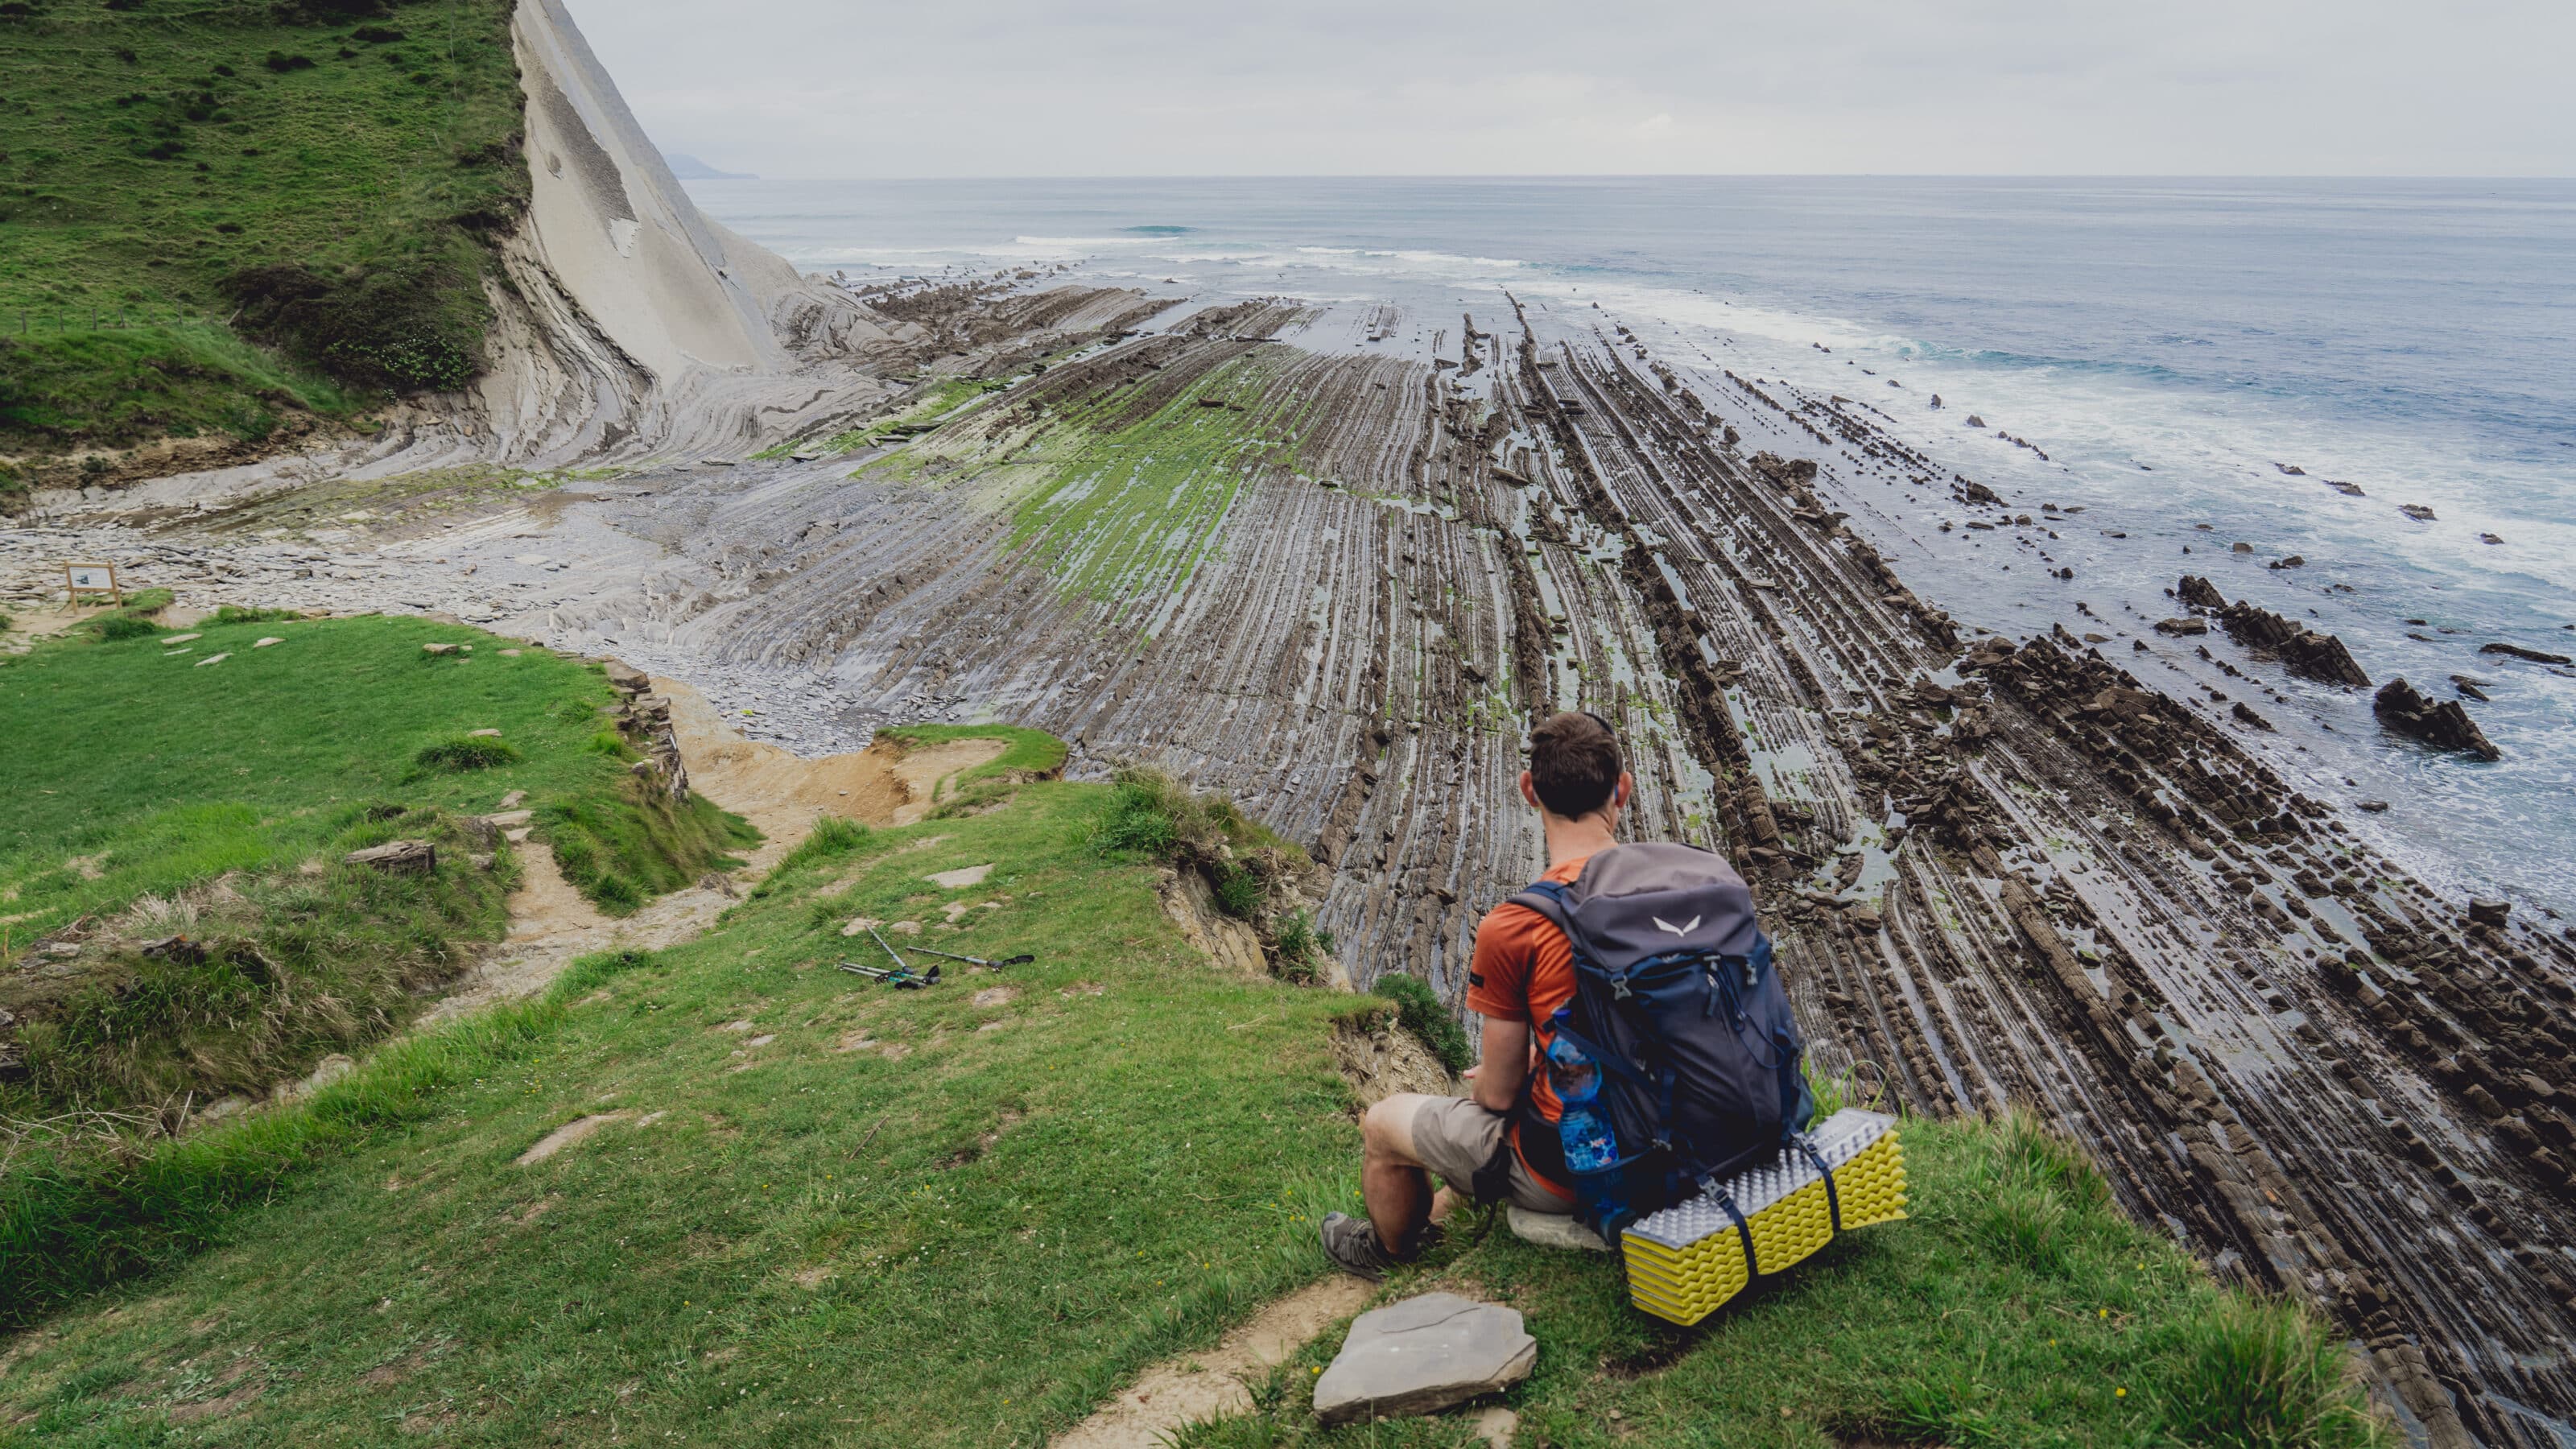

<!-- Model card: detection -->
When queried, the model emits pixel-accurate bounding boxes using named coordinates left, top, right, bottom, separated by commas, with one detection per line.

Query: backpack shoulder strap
left=1504, top=877, right=1575, bottom=933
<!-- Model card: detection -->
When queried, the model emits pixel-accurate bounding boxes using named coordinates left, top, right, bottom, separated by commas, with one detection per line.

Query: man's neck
left=1542, top=812, right=1619, bottom=870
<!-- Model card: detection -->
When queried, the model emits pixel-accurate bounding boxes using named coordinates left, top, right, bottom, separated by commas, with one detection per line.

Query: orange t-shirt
left=1464, top=852, right=1592, bottom=1198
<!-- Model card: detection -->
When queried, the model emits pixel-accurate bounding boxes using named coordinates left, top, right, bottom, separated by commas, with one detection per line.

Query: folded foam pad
left=1620, top=1108, right=1908, bottom=1325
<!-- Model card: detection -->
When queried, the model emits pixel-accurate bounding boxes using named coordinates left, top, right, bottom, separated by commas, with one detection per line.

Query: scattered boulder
left=1311, top=1293, right=1537, bottom=1426
left=2452, top=676, right=2491, bottom=702
left=2373, top=679, right=2500, bottom=761
left=2481, top=533, right=2505, bottom=546
left=2480, top=642, right=2572, bottom=666
left=2469, top=898, right=2512, bottom=930
left=2218, top=601, right=2370, bottom=688
left=1964, top=415, right=1986, bottom=427
left=927, top=864, right=995, bottom=890
left=2400, top=505, right=2438, bottom=522
left=422, top=642, right=460, bottom=656
left=345, top=840, right=437, bottom=873
left=2178, top=576, right=2227, bottom=611
left=2267, top=555, right=2306, bottom=570
left=254, top=636, right=283, bottom=648
left=1748, top=452, right=1819, bottom=488
left=2357, top=799, right=2390, bottom=813
left=2153, top=617, right=2208, bottom=637
left=2231, top=702, right=2275, bottom=730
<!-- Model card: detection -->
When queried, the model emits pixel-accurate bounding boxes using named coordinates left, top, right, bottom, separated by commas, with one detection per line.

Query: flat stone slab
left=1312, top=1292, right=1536, bottom=1426
left=927, top=864, right=994, bottom=890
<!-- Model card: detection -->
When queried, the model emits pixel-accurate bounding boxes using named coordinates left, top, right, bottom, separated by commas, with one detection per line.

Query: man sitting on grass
left=1321, top=710, right=1627, bottom=1278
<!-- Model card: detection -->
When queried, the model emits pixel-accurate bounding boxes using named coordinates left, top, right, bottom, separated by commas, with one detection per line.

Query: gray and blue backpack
left=1505, top=842, right=1816, bottom=1242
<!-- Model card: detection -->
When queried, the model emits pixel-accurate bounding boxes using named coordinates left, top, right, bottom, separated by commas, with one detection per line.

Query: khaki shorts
left=1395, top=1094, right=1576, bottom=1216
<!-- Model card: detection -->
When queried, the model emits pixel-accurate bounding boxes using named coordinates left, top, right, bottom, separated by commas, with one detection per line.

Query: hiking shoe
left=1319, top=1212, right=1395, bottom=1281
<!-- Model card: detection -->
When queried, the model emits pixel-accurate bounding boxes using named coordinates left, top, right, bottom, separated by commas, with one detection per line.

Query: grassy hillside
left=0, top=0, right=526, bottom=464
left=0, top=770, right=2383, bottom=1447
left=0, top=608, right=751, bottom=1117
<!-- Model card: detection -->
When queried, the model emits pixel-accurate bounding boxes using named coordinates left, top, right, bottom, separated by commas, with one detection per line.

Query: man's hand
left=1474, top=1016, right=1531, bottom=1113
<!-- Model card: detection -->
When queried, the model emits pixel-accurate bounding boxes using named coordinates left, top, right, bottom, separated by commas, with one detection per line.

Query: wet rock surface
left=2376, top=679, right=2502, bottom=761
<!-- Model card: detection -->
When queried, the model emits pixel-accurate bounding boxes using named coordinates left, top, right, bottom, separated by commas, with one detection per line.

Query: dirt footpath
left=423, top=691, right=1009, bottom=1019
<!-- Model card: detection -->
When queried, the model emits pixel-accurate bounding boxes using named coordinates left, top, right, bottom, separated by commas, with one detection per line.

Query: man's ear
left=1615, top=772, right=1634, bottom=809
left=1520, top=770, right=1541, bottom=810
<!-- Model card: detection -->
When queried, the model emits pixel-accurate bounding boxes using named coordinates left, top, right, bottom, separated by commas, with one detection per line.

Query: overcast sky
left=564, top=0, right=2575, bottom=179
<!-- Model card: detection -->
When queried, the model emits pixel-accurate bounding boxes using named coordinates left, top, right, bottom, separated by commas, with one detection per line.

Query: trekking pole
left=836, top=960, right=940, bottom=989
left=903, top=944, right=1034, bottom=970
left=866, top=924, right=913, bottom=973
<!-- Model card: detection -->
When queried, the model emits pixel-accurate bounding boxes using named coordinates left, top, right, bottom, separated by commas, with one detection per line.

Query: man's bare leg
left=1360, top=1096, right=1460, bottom=1253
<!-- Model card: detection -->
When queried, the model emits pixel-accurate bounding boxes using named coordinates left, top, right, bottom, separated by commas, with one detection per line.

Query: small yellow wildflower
left=2115, top=1387, right=2128, bottom=1399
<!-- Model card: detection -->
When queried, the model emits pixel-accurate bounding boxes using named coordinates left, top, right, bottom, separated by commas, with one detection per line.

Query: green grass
left=0, top=781, right=1373, bottom=1442
left=0, top=777, right=2380, bottom=1446
left=0, top=320, right=362, bottom=451
left=0, top=0, right=526, bottom=453
left=6, top=803, right=518, bottom=1117
left=0, top=613, right=752, bottom=1116
left=0, top=612, right=736, bottom=939
left=1184, top=1112, right=2384, bottom=1449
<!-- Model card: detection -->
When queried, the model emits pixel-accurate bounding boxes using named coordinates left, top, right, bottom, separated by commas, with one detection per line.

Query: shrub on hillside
left=1271, top=910, right=1335, bottom=985
left=91, top=613, right=159, bottom=641
left=1373, top=971, right=1472, bottom=1075
left=778, top=815, right=871, bottom=873
left=227, top=251, right=484, bottom=394
left=414, top=737, right=520, bottom=772
left=212, top=604, right=297, bottom=625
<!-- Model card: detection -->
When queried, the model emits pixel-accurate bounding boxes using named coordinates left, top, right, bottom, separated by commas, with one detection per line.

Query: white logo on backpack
left=1653, top=914, right=1702, bottom=936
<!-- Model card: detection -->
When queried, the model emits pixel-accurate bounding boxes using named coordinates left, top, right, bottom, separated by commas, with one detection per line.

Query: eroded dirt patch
left=656, top=675, right=1005, bottom=864
left=514, top=1112, right=631, bottom=1166
left=1051, top=1275, right=1375, bottom=1448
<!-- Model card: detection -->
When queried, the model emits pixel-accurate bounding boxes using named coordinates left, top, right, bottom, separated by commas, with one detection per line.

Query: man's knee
left=1362, top=1094, right=1427, bottom=1162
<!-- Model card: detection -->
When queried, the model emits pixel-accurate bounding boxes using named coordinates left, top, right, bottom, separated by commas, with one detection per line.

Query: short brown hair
left=1528, top=711, right=1623, bottom=818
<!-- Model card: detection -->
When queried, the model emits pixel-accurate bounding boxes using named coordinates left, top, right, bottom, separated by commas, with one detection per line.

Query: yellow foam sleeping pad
left=1620, top=1108, right=1908, bottom=1325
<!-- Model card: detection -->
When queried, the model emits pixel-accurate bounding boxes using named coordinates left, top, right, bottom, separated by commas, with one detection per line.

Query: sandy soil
left=415, top=844, right=730, bottom=1030
left=656, top=674, right=1006, bottom=867
left=1, top=602, right=114, bottom=654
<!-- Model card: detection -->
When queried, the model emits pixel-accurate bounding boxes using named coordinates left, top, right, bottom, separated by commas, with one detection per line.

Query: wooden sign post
left=64, top=562, right=122, bottom=606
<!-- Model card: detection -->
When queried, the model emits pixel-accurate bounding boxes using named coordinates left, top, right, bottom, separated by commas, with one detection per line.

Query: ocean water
left=683, top=176, right=2576, bottom=914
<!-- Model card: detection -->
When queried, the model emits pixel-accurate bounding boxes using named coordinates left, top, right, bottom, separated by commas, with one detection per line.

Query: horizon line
left=673, top=171, right=2576, bottom=185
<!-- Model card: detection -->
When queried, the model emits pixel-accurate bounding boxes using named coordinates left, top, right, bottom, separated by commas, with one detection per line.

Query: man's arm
left=1472, top=1014, right=1531, bottom=1113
